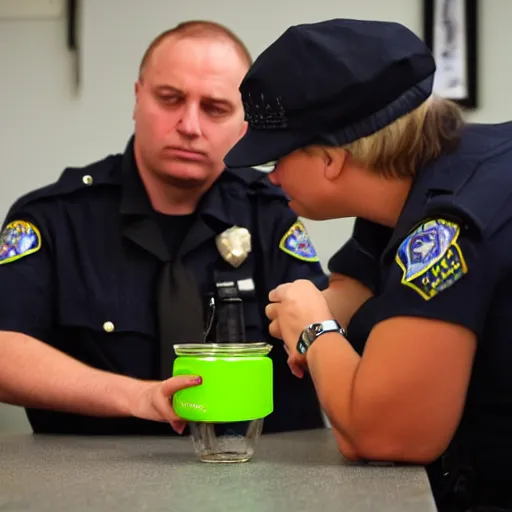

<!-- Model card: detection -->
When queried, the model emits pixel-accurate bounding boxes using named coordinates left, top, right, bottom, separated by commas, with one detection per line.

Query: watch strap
left=297, top=319, right=346, bottom=354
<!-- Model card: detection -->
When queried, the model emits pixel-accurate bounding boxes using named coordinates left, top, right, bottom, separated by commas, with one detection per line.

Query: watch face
left=303, top=328, right=314, bottom=344
left=297, top=321, right=344, bottom=355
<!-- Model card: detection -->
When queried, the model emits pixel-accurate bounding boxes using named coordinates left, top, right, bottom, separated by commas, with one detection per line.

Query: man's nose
left=177, top=104, right=202, bottom=138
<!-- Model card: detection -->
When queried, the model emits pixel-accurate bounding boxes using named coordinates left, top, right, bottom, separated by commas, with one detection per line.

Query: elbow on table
left=349, top=432, right=448, bottom=465
left=331, top=422, right=448, bottom=464
left=332, top=429, right=360, bottom=461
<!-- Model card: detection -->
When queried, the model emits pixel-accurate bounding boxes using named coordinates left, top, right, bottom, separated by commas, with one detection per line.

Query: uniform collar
left=118, top=136, right=253, bottom=260
left=119, top=137, right=153, bottom=217
left=198, top=168, right=256, bottom=229
left=119, top=135, right=245, bottom=227
left=382, top=146, right=469, bottom=259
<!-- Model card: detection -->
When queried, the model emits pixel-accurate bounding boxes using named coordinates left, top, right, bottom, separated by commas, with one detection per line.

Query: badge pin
left=216, top=226, right=252, bottom=268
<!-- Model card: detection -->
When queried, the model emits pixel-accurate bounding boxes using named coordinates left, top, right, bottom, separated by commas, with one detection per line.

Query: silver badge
left=215, top=226, right=252, bottom=268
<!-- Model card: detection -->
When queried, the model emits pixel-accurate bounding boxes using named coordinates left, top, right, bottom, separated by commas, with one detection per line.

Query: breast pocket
left=56, top=292, right=158, bottom=379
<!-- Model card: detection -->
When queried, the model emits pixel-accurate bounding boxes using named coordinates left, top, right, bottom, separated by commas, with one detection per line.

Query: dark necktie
left=157, top=259, right=204, bottom=379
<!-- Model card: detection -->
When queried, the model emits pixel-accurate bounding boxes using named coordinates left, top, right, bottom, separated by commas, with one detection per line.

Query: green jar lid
left=173, top=342, right=272, bottom=357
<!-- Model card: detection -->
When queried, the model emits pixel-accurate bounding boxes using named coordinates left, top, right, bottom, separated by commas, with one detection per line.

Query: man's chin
left=160, top=174, right=208, bottom=189
left=156, top=164, right=219, bottom=190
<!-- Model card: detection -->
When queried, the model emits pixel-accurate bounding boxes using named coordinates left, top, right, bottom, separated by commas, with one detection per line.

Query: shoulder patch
left=395, top=218, right=468, bottom=300
left=279, top=220, right=319, bottom=262
left=0, top=220, right=42, bottom=265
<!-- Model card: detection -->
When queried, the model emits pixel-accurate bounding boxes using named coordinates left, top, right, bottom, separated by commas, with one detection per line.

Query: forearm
left=306, top=330, right=440, bottom=463
left=0, top=331, right=140, bottom=417
left=322, top=273, right=373, bottom=328
left=306, top=333, right=361, bottom=451
left=315, top=273, right=374, bottom=449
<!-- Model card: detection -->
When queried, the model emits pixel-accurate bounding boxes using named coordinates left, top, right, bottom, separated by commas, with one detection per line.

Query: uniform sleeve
left=327, top=217, right=394, bottom=293
left=0, top=213, right=55, bottom=342
left=372, top=217, right=499, bottom=337
left=259, top=200, right=328, bottom=291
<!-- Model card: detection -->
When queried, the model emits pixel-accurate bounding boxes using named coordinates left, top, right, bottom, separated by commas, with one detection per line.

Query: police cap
left=225, top=18, right=436, bottom=169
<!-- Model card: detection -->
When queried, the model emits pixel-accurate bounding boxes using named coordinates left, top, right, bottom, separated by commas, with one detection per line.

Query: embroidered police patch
left=279, top=220, right=319, bottom=262
left=0, top=220, right=42, bottom=265
left=395, top=218, right=468, bottom=301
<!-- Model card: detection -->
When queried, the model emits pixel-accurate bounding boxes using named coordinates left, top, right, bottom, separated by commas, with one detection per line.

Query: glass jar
left=172, top=342, right=273, bottom=463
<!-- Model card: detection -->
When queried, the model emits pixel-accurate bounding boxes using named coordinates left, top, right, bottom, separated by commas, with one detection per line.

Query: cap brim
left=224, top=126, right=315, bottom=169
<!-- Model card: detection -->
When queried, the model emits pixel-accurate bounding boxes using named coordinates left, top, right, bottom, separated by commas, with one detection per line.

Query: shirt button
left=103, top=321, right=115, bottom=333
left=82, top=175, right=93, bottom=185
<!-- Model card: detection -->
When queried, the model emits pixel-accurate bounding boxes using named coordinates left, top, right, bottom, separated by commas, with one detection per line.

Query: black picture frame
left=423, top=0, right=478, bottom=109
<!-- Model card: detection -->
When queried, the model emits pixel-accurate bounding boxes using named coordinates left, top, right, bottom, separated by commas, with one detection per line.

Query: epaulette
left=7, top=154, right=123, bottom=216
left=223, top=167, right=287, bottom=201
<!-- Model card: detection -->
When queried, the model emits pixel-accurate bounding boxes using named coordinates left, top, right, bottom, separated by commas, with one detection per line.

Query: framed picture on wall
left=423, top=0, right=478, bottom=109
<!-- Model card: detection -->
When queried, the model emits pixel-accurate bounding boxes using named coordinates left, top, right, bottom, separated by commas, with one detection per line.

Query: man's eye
left=159, top=96, right=180, bottom=104
left=204, top=105, right=228, bottom=116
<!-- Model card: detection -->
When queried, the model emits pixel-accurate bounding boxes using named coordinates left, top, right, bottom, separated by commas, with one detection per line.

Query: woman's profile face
left=268, top=146, right=351, bottom=221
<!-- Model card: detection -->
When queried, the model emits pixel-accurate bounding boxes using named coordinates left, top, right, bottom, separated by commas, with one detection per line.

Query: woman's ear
left=324, top=148, right=347, bottom=181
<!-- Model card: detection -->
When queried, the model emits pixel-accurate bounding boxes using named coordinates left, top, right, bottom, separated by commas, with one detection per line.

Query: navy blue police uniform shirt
left=329, top=122, right=512, bottom=502
left=0, top=137, right=328, bottom=435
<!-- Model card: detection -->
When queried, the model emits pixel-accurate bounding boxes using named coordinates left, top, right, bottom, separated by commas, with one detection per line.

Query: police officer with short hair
left=0, top=21, right=327, bottom=437
left=225, top=18, right=512, bottom=511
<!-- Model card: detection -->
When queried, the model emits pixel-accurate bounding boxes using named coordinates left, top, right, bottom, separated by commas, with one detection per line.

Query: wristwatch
left=297, top=320, right=346, bottom=355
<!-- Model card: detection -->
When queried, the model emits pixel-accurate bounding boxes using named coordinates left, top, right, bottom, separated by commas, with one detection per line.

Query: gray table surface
left=0, top=429, right=437, bottom=512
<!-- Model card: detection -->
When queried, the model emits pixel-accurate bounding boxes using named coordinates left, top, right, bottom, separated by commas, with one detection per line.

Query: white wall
left=1, top=0, right=512, bottom=431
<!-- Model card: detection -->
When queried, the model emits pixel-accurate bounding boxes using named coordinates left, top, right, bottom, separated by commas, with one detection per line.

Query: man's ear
left=324, top=148, right=347, bottom=181
left=134, top=80, right=142, bottom=100
left=132, top=80, right=141, bottom=121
